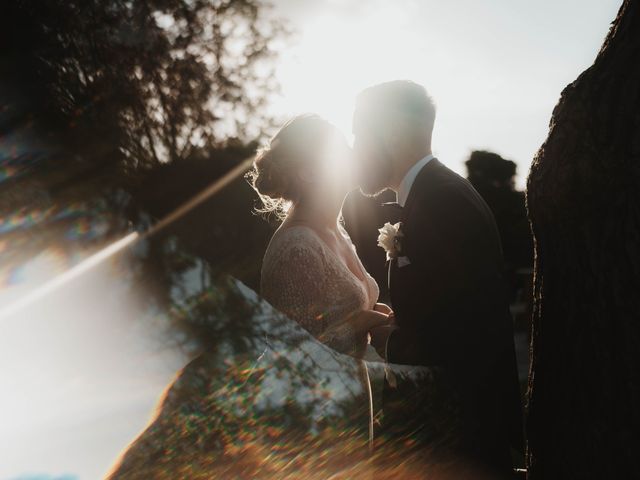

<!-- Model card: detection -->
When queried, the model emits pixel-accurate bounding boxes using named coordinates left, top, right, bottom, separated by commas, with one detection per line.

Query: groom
left=353, top=81, right=523, bottom=477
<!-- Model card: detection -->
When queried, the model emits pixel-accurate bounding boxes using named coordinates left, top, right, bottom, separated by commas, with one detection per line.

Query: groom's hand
left=369, top=325, right=397, bottom=359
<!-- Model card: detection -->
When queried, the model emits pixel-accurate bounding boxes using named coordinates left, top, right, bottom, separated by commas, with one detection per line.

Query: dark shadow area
left=465, top=150, right=533, bottom=389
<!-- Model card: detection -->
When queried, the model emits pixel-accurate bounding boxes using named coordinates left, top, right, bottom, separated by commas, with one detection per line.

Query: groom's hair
left=354, top=80, right=436, bottom=143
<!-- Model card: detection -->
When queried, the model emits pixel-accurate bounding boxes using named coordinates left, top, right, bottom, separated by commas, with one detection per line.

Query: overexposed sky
left=269, top=0, right=621, bottom=189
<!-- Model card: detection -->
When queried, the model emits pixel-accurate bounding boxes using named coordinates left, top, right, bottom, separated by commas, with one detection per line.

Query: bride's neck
left=287, top=196, right=344, bottom=231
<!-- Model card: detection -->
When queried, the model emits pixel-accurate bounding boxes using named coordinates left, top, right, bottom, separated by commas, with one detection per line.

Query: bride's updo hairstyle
left=248, top=114, right=348, bottom=219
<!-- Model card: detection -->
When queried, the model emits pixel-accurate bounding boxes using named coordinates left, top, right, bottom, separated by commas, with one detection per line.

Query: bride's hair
left=247, top=114, right=346, bottom=219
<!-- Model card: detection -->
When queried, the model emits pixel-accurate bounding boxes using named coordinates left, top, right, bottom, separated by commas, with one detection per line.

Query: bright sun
left=271, top=7, right=438, bottom=141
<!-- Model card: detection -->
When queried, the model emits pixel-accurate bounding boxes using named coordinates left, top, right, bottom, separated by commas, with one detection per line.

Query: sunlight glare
left=0, top=232, right=139, bottom=321
left=273, top=6, right=430, bottom=138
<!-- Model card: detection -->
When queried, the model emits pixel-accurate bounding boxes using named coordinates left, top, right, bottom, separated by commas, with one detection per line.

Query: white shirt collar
left=397, top=154, right=435, bottom=207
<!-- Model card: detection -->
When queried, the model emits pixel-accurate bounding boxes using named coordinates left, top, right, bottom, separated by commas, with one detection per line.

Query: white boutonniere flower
left=377, top=222, right=404, bottom=260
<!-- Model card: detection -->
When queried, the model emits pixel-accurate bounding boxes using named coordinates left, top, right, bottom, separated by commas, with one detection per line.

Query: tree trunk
left=525, top=1, right=640, bottom=478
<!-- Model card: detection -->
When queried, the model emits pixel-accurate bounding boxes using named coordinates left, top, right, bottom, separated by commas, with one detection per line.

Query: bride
left=256, top=115, right=391, bottom=356
left=253, top=114, right=393, bottom=447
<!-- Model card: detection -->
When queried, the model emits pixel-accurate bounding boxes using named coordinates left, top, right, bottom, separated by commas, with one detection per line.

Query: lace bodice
left=260, top=225, right=380, bottom=356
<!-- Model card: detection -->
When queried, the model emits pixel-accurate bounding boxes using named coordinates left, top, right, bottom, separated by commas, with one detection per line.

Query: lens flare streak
left=0, top=232, right=139, bottom=320
left=0, top=155, right=255, bottom=320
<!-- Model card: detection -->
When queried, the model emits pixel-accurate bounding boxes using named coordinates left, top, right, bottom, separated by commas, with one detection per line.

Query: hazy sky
left=269, top=0, right=622, bottom=189
left=0, top=2, right=623, bottom=479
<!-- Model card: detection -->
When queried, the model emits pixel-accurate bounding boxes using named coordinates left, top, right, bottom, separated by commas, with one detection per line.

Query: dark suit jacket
left=384, top=158, right=523, bottom=475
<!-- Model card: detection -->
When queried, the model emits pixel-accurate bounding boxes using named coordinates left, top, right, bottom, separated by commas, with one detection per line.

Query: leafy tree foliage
left=0, top=0, right=285, bottom=351
left=0, top=0, right=283, bottom=246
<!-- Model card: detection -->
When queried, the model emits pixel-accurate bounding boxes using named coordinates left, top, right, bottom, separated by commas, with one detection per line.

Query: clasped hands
left=352, top=303, right=397, bottom=359
left=370, top=303, right=397, bottom=359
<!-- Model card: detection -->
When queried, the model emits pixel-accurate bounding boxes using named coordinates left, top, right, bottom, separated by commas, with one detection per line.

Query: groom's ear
left=386, top=114, right=417, bottom=153
left=380, top=119, right=404, bottom=154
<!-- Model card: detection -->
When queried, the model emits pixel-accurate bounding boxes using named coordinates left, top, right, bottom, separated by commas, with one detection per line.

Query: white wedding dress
left=260, top=224, right=381, bottom=448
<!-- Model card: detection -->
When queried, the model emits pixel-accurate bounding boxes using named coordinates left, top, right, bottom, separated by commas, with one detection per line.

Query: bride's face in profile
left=250, top=115, right=355, bottom=218
left=296, top=134, right=355, bottom=206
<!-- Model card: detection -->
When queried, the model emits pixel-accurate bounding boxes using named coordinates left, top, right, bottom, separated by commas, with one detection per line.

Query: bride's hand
left=374, top=303, right=393, bottom=316
left=352, top=309, right=390, bottom=334
left=347, top=310, right=390, bottom=357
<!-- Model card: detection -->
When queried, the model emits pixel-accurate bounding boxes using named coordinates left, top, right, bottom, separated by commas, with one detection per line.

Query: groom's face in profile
left=352, top=121, right=393, bottom=197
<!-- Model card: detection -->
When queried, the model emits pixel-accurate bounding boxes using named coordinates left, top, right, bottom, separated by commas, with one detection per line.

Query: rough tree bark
left=526, top=1, right=640, bottom=479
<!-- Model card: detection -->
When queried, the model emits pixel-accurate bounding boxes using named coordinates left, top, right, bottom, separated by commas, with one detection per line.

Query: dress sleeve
left=261, top=231, right=360, bottom=356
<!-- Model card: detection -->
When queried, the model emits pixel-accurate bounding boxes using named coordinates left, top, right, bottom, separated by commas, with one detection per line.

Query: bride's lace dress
left=260, top=225, right=379, bottom=356
left=260, top=224, right=380, bottom=448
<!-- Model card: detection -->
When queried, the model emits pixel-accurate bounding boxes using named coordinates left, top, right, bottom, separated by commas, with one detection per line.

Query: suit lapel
left=388, top=158, right=440, bottom=300
left=400, top=157, right=440, bottom=224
